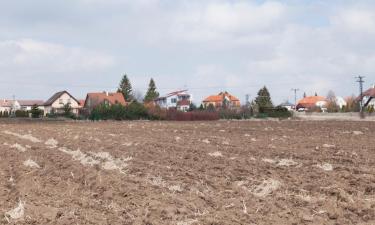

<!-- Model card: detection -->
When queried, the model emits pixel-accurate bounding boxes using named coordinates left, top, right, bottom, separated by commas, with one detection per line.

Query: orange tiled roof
left=203, top=91, right=240, bottom=103
left=86, top=92, right=127, bottom=106
left=298, top=96, right=326, bottom=105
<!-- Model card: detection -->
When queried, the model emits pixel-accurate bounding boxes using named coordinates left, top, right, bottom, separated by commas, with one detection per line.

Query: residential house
left=154, top=90, right=192, bottom=111
left=359, top=86, right=375, bottom=107
left=202, top=91, right=240, bottom=108
left=335, top=97, right=347, bottom=109
left=43, top=91, right=81, bottom=116
left=84, top=92, right=127, bottom=113
left=18, top=100, right=45, bottom=111
left=296, top=96, right=327, bottom=112
left=0, top=100, right=20, bottom=113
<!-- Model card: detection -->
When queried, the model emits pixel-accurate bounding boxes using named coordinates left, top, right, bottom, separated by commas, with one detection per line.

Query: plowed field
left=0, top=120, right=374, bottom=224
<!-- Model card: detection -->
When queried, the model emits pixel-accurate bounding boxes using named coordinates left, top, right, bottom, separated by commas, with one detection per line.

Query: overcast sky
left=1, top=0, right=374, bottom=104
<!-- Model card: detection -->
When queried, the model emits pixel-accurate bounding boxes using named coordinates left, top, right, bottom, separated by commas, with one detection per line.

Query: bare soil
left=0, top=120, right=374, bottom=225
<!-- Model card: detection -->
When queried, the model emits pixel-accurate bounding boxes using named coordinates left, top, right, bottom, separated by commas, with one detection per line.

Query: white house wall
left=51, top=93, right=79, bottom=108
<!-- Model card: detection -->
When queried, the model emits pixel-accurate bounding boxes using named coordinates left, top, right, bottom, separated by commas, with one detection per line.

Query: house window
left=171, top=98, right=177, bottom=103
left=67, top=99, right=71, bottom=104
left=59, top=99, right=63, bottom=104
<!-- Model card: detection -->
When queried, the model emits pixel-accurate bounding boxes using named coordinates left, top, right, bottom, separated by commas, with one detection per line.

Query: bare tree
left=326, top=90, right=339, bottom=112
left=133, top=90, right=144, bottom=103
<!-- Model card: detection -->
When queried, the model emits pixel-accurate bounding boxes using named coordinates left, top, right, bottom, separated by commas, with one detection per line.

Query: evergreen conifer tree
left=144, top=78, right=159, bottom=102
left=117, top=74, right=133, bottom=102
left=255, top=86, right=273, bottom=110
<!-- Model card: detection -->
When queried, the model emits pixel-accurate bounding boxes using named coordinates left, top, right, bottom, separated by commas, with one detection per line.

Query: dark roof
left=44, top=91, right=79, bottom=106
left=156, top=90, right=189, bottom=100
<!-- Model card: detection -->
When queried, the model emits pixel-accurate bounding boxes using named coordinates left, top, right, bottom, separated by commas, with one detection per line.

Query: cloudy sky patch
left=0, top=0, right=374, bottom=103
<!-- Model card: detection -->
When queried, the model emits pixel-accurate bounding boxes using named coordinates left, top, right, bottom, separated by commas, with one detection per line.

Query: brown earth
left=0, top=120, right=374, bottom=225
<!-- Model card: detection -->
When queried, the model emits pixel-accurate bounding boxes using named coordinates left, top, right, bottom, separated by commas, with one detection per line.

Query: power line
left=291, top=88, right=299, bottom=109
left=355, top=76, right=365, bottom=117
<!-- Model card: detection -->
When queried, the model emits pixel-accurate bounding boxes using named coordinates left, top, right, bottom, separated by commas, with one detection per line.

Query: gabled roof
left=85, top=92, right=127, bottom=106
left=156, top=90, right=189, bottom=100
left=203, top=91, right=240, bottom=103
left=360, top=87, right=375, bottom=99
left=44, top=91, right=79, bottom=106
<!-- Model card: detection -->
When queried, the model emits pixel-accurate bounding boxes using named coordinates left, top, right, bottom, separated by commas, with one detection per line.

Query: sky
left=0, top=0, right=375, bottom=104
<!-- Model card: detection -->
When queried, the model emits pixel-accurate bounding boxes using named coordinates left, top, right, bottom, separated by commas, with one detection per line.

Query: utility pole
left=245, top=94, right=250, bottom=107
left=291, top=88, right=299, bottom=110
left=356, top=76, right=365, bottom=118
left=11, top=94, right=16, bottom=117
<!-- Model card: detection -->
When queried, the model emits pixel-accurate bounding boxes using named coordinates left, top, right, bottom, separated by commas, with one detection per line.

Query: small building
left=84, top=92, right=127, bottom=113
left=43, top=91, right=81, bottom=116
left=278, top=101, right=294, bottom=111
left=18, top=100, right=45, bottom=111
left=154, top=90, right=192, bottom=111
left=296, top=96, right=327, bottom=112
left=0, top=100, right=20, bottom=113
left=202, top=91, right=240, bottom=108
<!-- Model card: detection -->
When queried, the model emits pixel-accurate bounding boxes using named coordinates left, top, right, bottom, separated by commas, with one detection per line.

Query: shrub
left=15, top=110, right=28, bottom=117
left=124, top=101, right=149, bottom=120
left=257, top=106, right=292, bottom=118
left=89, top=101, right=150, bottom=121
left=146, top=105, right=167, bottom=120
left=62, top=103, right=73, bottom=118
left=166, top=109, right=219, bottom=121
left=30, top=104, right=42, bottom=118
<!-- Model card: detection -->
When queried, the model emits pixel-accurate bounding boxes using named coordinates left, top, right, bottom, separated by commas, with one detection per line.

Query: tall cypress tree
left=117, top=74, right=133, bottom=102
left=144, top=78, right=159, bottom=102
left=255, top=86, right=273, bottom=109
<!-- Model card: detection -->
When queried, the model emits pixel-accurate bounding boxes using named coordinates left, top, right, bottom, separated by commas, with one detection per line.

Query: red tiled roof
left=85, top=92, right=127, bottom=106
left=78, top=100, right=85, bottom=106
left=203, top=91, right=240, bottom=103
left=297, top=96, right=326, bottom=109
